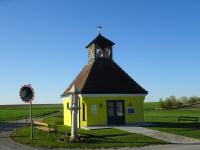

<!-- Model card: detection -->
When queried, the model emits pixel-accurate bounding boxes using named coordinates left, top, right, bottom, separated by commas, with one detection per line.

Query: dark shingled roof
left=86, top=34, right=115, bottom=48
left=62, top=60, right=148, bottom=96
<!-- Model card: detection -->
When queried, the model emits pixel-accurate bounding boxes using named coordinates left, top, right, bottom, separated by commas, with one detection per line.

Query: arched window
left=82, top=103, right=86, bottom=121
left=67, top=102, right=69, bottom=109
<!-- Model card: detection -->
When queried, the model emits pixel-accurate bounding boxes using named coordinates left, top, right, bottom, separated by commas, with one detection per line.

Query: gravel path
left=115, top=126, right=200, bottom=144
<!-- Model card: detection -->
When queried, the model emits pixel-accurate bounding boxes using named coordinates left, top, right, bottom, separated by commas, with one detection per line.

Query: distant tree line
left=159, top=96, right=200, bottom=109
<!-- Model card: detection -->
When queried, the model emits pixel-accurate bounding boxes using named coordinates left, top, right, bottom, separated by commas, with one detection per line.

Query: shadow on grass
left=81, top=133, right=131, bottom=138
left=55, top=132, right=132, bottom=141
left=53, top=131, right=164, bottom=145
left=78, top=133, right=164, bottom=144
left=146, top=122, right=200, bottom=129
left=79, top=134, right=163, bottom=144
left=0, top=122, right=27, bottom=131
left=79, top=139, right=164, bottom=144
left=10, top=135, right=27, bottom=138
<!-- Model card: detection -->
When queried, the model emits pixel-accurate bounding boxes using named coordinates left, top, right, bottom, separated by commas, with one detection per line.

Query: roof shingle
left=62, top=60, right=148, bottom=96
left=86, top=34, right=115, bottom=48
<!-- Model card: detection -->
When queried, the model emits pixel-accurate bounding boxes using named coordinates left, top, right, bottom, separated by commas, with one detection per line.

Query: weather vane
left=97, top=25, right=102, bottom=34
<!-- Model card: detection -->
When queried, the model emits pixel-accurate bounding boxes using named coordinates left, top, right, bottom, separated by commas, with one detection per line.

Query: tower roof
left=62, top=60, right=148, bottom=96
left=86, top=33, right=115, bottom=48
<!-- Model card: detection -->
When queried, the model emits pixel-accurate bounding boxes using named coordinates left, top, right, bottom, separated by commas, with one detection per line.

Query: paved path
left=115, top=126, right=200, bottom=144
left=0, top=120, right=37, bottom=150
left=108, top=144, right=200, bottom=150
left=0, top=112, right=60, bottom=150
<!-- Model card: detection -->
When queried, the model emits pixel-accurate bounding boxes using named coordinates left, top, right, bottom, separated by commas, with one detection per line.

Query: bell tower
left=86, top=33, right=115, bottom=63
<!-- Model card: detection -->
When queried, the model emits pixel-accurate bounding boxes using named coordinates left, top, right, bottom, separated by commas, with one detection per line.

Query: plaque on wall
left=91, top=105, right=97, bottom=114
left=128, top=107, right=135, bottom=114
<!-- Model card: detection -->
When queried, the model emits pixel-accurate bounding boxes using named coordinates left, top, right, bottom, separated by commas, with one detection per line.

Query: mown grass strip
left=10, top=126, right=166, bottom=149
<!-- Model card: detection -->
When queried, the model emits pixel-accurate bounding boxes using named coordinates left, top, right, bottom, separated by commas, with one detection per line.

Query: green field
left=145, top=109, right=200, bottom=123
left=144, top=102, right=160, bottom=110
left=144, top=101, right=200, bottom=122
left=144, top=102, right=200, bottom=140
left=0, top=104, right=62, bottom=122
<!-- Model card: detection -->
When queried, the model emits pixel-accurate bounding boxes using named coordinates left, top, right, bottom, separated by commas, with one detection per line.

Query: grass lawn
left=10, top=108, right=165, bottom=149
left=10, top=126, right=165, bottom=149
left=144, top=102, right=200, bottom=140
left=0, top=104, right=62, bottom=122
left=44, top=111, right=63, bottom=125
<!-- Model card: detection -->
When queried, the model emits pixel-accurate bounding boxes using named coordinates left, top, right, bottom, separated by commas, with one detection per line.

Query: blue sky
left=0, top=0, right=200, bottom=104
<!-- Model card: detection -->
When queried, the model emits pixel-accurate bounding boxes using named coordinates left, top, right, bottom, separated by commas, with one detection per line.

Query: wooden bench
left=33, top=120, right=57, bottom=133
left=177, top=116, right=199, bottom=123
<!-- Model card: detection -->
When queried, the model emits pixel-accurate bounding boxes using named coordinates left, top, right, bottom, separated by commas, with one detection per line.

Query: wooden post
left=30, top=101, right=33, bottom=140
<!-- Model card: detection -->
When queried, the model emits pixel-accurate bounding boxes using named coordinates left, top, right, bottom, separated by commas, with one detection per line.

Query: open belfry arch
left=62, top=32, right=148, bottom=127
left=87, top=33, right=114, bottom=62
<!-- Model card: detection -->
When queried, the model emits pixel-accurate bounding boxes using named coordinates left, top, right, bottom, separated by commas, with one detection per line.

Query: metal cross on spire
left=97, top=25, right=102, bottom=34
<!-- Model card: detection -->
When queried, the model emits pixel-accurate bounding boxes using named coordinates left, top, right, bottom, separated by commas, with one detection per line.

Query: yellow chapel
left=62, top=33, right=148, bottom=127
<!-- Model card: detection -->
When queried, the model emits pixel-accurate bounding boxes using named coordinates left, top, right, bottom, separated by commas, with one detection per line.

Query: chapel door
left=107, top=100, right=125, bottom=125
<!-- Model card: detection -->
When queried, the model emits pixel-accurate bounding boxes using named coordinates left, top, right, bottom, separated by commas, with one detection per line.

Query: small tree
left=188, top=96, right=199, bottom=104
left=165, top=97, right=174, bottom=109
left=177, top=99, right=183, bottom=107
left=159, top=98, right=166, bottom=109
left=169, top=96, right=178, bottom=107
left=179, top=96, right=188, bottom=104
